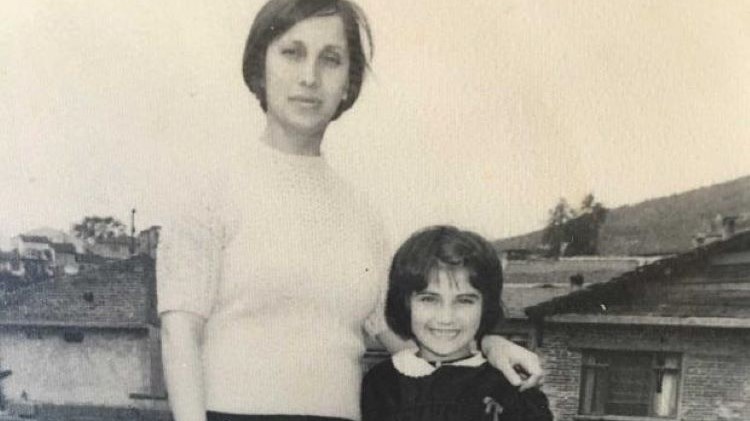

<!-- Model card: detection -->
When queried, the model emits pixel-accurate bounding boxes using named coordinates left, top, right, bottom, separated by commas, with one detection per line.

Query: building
left=11, top=236, right=52, bottom=258
left=0, top=256, right=168, bottom=421
left=0, top=251, right=21, bottom=278
left=526, top=230, right=750, bottom=421
left=137, top=226, right=161, bottom=259
left=48, top=243, right=78, bottom=276
left=84, top=236, right=132, bottom=260
left=74, top=253, right=113, bottom=274
left=22, top=228, right=85, bottom=254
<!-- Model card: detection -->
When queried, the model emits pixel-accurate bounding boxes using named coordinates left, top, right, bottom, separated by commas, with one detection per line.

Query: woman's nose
left=298, top=58, right=319, bottom=88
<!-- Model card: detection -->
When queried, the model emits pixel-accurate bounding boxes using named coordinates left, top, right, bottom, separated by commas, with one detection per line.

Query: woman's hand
left=480, top=335, right=544, bottom=391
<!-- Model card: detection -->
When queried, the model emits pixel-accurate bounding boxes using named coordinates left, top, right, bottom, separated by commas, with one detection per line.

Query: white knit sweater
left=157, top=140, right=387, bottom=420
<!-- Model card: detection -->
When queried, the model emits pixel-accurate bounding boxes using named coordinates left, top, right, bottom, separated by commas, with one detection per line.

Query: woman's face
left=264, top=14, right=350, bottom=135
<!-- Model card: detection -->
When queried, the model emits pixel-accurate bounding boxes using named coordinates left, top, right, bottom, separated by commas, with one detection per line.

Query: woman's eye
left=281, top=47, right=302, bottom=58
left=416, top=295, right=438, bottom=304
left=322, top=54, right=342, bottom=66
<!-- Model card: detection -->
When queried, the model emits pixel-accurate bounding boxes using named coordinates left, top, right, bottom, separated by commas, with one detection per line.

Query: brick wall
left=538, top=323, right=750, bottom=421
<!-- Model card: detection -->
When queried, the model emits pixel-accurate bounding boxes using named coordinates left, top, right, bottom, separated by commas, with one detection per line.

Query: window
left=580, top=350, right=680, bottom=418
left=62, top=329, right=85, bottom=343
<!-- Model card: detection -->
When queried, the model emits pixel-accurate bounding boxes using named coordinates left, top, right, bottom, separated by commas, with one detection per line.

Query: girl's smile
left=410, top=268, right=483, bottom=362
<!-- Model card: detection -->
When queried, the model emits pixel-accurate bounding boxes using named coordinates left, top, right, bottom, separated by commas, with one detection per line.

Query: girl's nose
left=435, top=303, right=455, bottom=323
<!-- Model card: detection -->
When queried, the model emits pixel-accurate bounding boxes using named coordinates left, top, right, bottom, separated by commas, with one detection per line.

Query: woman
left=158, top=1, right=543, bottom=421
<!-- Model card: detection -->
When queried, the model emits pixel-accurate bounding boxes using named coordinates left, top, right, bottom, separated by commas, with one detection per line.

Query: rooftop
left=526, top=230, right=750, bottom=320
left=49, top=242, right=77, bottom=254
left=0, top=256, right=156, bottom=329
left=501, top=257, right=641, bottom=319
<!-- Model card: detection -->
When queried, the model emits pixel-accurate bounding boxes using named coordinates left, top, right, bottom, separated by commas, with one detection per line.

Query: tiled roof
left=526, top=230, right=750, bottom=319
left=0, top=257, right=156, bottom=328
left=502, top=284, right=573, bottom=319
left=505, top=264, right=638, bottom=286
left=19, top=235, right=51, bottom=244
left=76, top=253, right=113, bottom=264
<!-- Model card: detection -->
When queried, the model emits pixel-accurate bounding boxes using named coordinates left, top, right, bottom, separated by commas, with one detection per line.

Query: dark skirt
left=206, top=412, right=354, bottom=421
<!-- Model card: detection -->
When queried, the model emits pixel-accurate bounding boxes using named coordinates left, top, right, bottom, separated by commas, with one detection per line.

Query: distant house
left=22, top=228, right=85, bottom=254
left=85, top=236, right=132, bottom=260
left=137, top=226, right=161, bottom=259
left=49, top=243, right=78, bottom=275
left=74, top=253, right=113, bottom=274
left=11, top=236, right=52, bottom=257
left=0, top=251, right=21, bottom=275
left=526, top=230, right=750, bottom=421
left=0, top=256, right=168, bottom=421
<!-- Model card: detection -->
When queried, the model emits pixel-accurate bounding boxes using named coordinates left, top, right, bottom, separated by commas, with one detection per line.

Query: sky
left=1, top=0, right=749, bottom=248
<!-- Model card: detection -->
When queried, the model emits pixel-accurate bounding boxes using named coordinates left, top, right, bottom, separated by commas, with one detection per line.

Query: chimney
left=569, top=274, right=584, bottom=291
left=722, top=216, right=738, bottom=240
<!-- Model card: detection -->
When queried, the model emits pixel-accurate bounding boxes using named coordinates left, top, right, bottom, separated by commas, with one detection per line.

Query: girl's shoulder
left=475, top=365, right=553, bottom=421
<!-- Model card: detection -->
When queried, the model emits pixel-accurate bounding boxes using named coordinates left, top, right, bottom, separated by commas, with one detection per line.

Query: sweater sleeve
left=362, top=210, right=391, bottom=338
left=156, top=196, right=225, bottom=320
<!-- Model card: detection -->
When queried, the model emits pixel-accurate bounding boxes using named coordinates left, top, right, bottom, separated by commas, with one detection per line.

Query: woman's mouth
left=289, top=95, right=322, bottom=107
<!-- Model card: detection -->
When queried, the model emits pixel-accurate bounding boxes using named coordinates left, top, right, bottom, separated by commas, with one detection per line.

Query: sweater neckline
left=392, top=349, right=486, bottom=378
left=255, top=139, right=326, bottom=162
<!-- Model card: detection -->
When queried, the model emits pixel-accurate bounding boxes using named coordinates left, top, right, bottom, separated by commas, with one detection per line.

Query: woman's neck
left=260, top=122, right=325, bottom=157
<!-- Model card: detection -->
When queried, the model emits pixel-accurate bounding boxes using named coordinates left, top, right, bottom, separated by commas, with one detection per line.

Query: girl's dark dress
left=361, top=351, right=552, bottom=421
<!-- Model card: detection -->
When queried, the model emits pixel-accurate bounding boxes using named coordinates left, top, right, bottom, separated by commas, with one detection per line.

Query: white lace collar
left=391, top=348, right=487, bottom=378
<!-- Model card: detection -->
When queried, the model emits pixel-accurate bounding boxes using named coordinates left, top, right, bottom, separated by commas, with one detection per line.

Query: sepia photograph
left=1, top=1, right=749, bottom=420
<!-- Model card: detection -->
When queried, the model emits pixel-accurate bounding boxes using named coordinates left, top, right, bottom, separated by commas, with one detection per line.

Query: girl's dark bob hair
left=242, top=0, right=373, bottom=121
left=386, top=225, right=504, bottom=341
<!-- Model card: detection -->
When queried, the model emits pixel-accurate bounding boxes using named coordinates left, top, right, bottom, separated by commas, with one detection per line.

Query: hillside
left=495, top=175, right=750, bottom=256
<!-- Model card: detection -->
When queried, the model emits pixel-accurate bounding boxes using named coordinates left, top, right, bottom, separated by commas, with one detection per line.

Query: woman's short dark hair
left=386, top=225, right=504, bottom=341
left=242, top=0, right=373, bottom=121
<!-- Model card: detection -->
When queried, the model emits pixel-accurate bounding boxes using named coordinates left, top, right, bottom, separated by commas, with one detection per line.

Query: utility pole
left=130, top=208, right=136, bottom=256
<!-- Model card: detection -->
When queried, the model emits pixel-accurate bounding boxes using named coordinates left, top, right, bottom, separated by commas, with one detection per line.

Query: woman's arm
left=481, top=335, right=544, bottom=391
left=161, top=311, right=208, bottom=421
left=376, top=327, right=544, bottom=390
left=374, top=327, right=412, bottom=354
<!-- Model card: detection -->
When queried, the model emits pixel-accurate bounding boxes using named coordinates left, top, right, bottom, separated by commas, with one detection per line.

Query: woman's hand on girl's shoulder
left=480, top=335, right=544, bottom=391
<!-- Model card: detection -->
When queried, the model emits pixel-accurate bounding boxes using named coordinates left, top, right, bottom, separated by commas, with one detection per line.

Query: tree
left=71, top=216, right=127, bottom=244
left=542, top=198, right=574, bottom=257
left=542, top=194, right=608, bottom=257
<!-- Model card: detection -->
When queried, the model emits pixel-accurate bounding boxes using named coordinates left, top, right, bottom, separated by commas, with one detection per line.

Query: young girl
left=361, top=226, right=553, bottom=421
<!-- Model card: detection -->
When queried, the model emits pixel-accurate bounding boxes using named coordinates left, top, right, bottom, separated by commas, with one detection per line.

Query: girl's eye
left=457, top=297, right=479, bottom=305
left=416, top=295, right=438, bottom=304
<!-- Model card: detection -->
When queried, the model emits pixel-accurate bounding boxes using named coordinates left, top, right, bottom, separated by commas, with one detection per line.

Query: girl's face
left=410, top=268, right=483, bottom=362
left=264, top=14, right=350, bottom=136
